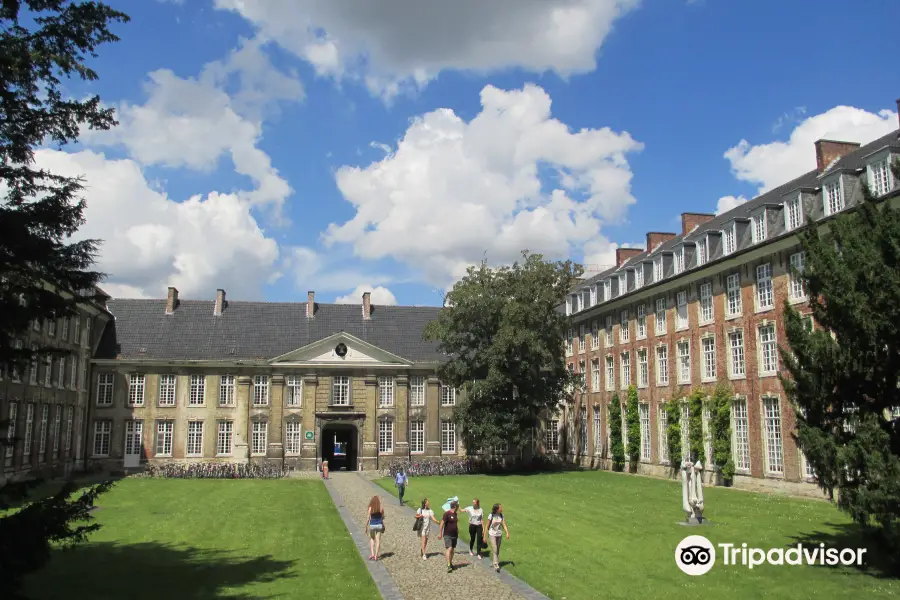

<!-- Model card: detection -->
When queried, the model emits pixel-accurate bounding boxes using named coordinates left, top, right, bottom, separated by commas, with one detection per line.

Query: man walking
left=395, top=468, right=408, bottom=505
left=439, top=500, right=460, bottom=573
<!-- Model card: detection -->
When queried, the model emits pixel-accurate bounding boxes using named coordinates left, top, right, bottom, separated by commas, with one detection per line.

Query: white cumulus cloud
left=213, top=0, right=640, bottom=98
left=322, top=83, right=643, bottom=288
left=724, top=105, right=898, bottom=194
left=334, top=284, right=398, bottom=306
left=715, top=195, right=748, bottom=215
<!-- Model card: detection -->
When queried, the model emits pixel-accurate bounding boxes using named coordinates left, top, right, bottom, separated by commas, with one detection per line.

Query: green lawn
left=377, top=471, right=899, bottom=600
left=23, top=478, right=379, bottom=600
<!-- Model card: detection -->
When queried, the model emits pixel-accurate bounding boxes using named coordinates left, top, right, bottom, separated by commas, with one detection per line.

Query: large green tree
left=0, top=1, right=128, bottom=595
left=781, top=162, right=900, bottom=551
left=423, top=251, right=582, bottom=453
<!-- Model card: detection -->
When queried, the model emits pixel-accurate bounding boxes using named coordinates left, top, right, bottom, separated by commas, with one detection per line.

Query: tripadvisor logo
left=675, top=535, right=868, bottom=576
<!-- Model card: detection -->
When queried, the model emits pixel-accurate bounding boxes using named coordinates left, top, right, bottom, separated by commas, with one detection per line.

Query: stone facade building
left=557, top=118, right=900, bottom=495
left=0, top=288, right=112, bottom=483
left=86, top=289, right=466, bottom=472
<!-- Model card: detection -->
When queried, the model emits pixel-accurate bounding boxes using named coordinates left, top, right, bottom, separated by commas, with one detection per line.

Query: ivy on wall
left=625, top=385, right=641, bottom=472
left=608, top=394, right=625, bottom=472
left=666, top=399, right=683, bottom=468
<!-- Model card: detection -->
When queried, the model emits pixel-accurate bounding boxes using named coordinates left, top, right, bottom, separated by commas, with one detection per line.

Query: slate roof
left=567, top=128, right=900, bottom=304
left=96, top=299, right=446, bottom=363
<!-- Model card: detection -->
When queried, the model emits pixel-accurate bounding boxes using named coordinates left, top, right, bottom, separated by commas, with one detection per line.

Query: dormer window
left=582, top=288, right=591, bottom=309
left=824, top=177, right=844, bottom=215
left=653, top=258, right=663, bottom=282
left=590, top=285, right=598, bottom=306
left=618, top=274, right=627, bottom=295
left=751, top=211, right=767, bottom=244
left=696, top=239, right=707, bottom=266
left=869, top=158, right=894, bottom=197
left=673, top=248, right=684, bottom=275
left=723, top=224, right=736, bottom=255
left=603, top=280, right=611, bottom=301
left=635, top=267, right=644, bottom=289
left=785, top=195, right=803, bottom=231
left=566, top=296, right=572, bottom=315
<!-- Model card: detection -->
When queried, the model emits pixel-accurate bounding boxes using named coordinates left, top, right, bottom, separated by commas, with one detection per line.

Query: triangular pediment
left=269, top=332, right=412, bottom=366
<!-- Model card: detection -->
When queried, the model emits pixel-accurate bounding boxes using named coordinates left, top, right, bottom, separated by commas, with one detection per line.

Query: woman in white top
left=415, top=498, right=440, bottom=560
left=483, top=503, right=510, bottom=572
left=463, top=498, right=485, bottom=559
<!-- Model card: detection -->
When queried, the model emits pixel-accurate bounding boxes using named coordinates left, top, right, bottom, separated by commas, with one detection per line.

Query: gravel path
left=326, top=472, right=541, bottom=600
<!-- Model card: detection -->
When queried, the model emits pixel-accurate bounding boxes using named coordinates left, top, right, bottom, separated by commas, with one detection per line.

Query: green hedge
left=608, top=393, right=625, bottom=472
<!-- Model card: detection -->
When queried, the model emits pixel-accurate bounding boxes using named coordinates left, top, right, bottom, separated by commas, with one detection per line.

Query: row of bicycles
left=383, top=457, right=478, bottom=478
left=141, top=462, right=287, bottom=479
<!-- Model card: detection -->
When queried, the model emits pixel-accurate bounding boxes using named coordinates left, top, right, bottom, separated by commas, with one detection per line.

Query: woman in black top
left=438, top=500, right=460, bottom=572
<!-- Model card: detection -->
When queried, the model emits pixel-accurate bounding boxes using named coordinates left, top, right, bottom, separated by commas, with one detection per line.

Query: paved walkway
left=325, top=472, right=549, bottom=600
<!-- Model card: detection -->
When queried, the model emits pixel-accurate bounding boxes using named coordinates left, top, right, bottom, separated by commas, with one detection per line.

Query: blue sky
left=44, top=0, right=899, bottom=307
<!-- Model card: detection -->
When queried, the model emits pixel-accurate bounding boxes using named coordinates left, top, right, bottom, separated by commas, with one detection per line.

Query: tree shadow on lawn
left=24, top=541, right=296, bottom=600
left=787, top=522, right=899, bottom=580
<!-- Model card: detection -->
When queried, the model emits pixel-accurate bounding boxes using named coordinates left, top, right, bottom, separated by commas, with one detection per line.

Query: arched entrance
left=321, top=424, right=359, bottom=471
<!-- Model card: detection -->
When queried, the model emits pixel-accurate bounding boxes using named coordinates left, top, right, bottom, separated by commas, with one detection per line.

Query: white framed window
left=653, top=258, right=663, bottom=282
left=47, top=318, right=56, bottom=337
left=251, top=421, right=268, bottom=455
left=29, top=344, right=38, bottom=384
left=96, top=373, right=114, bottom=406
left=578, top=360, right=586, bottom=391
left=23, top=404, right=34, bottom=457
left=8, top=339, right=23, bottom=382
left=591, top=321, right=600, bottom=350
left=565, top=296, right=573, bottom=316
left=158, top=374, right=177, bottom=406
left=759, top=324, right=778, bottom=374
left=726, top=273, right=742, bottom=316
left=579, top=406, right=588, bottom=452
left=590, top=285, right=598, bottom=306
left=723, top=225, right=736, bottom=255
left=638, top=349, right=648, bottom=388
left=155, top=420, right=173, bottom=456
left=63, top=406, right=73, bottom=455
left=635, top=267, right=645, bottom=289
left=674, top=248, right=684, bottom=274
left=603, top=280, right=611, bottom=301
left=869, top=158, right=894, bottom=196
left=219, top=375, right=235, bottom=405
left=579, top=324, right=586, bottom=353
left=752, top=211, right=767, bottom=244
left=83, top=319, right=90, bottom=347
left=676, top=291, right=688, bottom=329
left=189, top=375, right=206, bottom=406
left=618, top=274, right=626, bottom=295
left=620, top=352, right=631, bottom=389
left=786, top=195, right=803, bottom=231
left=216, top=421, right=233, bottom=455
left=696, top=239, right=707, bottom=266
left=789, top=252, right=807, bottom=300
left=605, top=316, right=614, bottom=346
left=756, top=263, right=773, bottom=310
left=591, top=358, right=601, bottom=392
left=824, top=177, right=844, bottom=215
left=699, top=282, right=713, bottom=323
left=728, top=330, right=745, bottom=377
left=186, top=421, right=204, bottom=456
left=38, top=405, right=49, bottom=460
left=582, top=288, right=591, bottom=310
left=732, top=398, right=750, bottom=472
left=70, top=356, right=78, bottom=389
left=124, top=419, right=142, bottom=459
left=639, top=404, right=651, bottom=461
left=546, top=418, right=560, bottom=453
left=73, top=317, right=81, bottom=345
left=440, top=384, right=456, bottom=406
left=701, top=336, right=716, bottom=381
left=803, top=452, right=816, bottom=480
left=655, top=297, right=666, bottom=334
left=605, top=356, right=615, bottom=391
left=378, top=376, right=395, bottom=407
left=636, top=305, right=646, bottom=339
left=331, top=376, right=350, bottom=406
left=286, top=375, right=303, bottom=406
left=619, top=311, right=629, bottom=343
left=410, top=420, right=425, bottom=453
left=441, top=421, right=456, bottom=453
left=61, top=317, right=69, bottom=341
left=285, top=421, right=302, bottom=454
left=658, top=405, right=669, bottom=463
left=594, top=409, right=602, bottom=455
left=128, top=374, right=145, bottom=406
left=677, top=341, right=691, bottom=384
left=57, top=356, right=65, bottom=388
left=410, top=375, right=425, bottom=407
left=253, top=375, right=269, bottom=406
left=5, top=402, right=17, bottom=465
left=93, top=420, right=111, bottom=457
left=43, top=356, right=51, bottom=387
left=763, top=397, right=784, bottom=475
left=565, top=329, right=573, bottom=356
left=378, top=420, right=393, bottom=454
left=656, top=345, right=669, bottom=386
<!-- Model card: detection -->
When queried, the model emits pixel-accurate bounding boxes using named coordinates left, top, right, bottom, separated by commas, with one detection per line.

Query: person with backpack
left=483, top=503, right=511, bottom=572
left=414, top=498, right=440, bottom=560
left=365, top=495, right=386, bottom=561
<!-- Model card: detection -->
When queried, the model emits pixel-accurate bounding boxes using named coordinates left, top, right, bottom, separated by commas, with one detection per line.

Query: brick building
left=84, top=289, right=466, bottom=472
left=556, top=117, right=900, bottom=495
left=0, top=287, right=112, bottom=483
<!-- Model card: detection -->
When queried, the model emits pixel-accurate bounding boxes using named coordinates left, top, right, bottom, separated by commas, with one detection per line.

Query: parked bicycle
left=143, top=462, right=286, bottom=479
left=383, top=457, right=478, bottom=478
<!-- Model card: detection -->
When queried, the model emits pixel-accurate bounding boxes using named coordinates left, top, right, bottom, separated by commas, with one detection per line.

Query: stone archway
left=321, top=423, right=359, bottom=471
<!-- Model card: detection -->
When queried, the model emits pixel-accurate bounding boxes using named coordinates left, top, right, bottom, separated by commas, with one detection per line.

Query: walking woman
left=365, top=496, right=386, bottom=560
left=415, top=498, right=440, bottom=560
left=483, top=503, right=510, bottom=572
left=438, top=500, right=460, bottom=573
left=462, top=498, right=485, bottom=559
left=322, top=460, right=329, bottom=479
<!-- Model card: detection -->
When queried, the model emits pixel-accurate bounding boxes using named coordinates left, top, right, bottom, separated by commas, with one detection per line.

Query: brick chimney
left=615, top=247, right=643, bottom=267
left=362, top=291, right=371, bottom=320
left=214, top=289, right=226, bottom=316
left=646, top=232, right=677, bottom=253
left=307, top=291, right=315, bottom=318
left=681, top=212, right=715, bottom=236
left=814, top=140, right=860, bottom=173
left=165, top=287, right=179, bottom=314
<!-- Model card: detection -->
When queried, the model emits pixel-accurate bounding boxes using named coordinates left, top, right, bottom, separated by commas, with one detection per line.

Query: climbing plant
left=608, top=394, right=625, bottom=472
left=687, top=389, right=705, bottom=464
left=625, top=385, right=641, bottom=472
left=666, top=398, right=683, bottom=468
left=708, top=383, right=736, bottom=481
